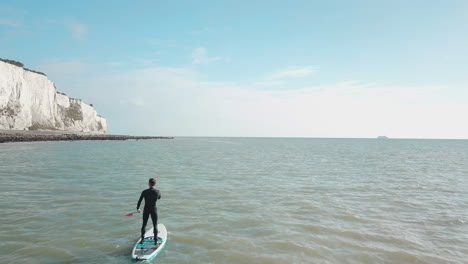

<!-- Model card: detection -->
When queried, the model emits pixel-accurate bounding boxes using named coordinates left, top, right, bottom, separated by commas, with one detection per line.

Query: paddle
left=125, top=211, right=139, bottom=217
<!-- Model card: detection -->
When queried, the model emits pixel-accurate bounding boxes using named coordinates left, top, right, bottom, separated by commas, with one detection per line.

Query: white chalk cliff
left=0, top=59, right=107, bottom=134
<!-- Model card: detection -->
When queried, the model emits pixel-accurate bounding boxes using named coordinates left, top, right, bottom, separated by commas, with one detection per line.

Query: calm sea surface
left=0, top=138, right=467, bottom=264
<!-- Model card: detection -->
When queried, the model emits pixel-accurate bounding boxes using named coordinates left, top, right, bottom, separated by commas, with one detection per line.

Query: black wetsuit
left=137, top=187, right=161, bottom=240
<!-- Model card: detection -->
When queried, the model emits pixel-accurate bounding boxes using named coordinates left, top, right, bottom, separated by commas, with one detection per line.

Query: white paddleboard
left=131, top=223, right=167, bottom=262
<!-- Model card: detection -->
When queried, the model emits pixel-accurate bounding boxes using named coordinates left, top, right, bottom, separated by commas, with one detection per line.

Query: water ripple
left=0, top=138, right=467, bottom=263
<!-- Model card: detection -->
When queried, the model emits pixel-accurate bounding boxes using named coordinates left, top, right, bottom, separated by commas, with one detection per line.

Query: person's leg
left=141, top=210, right=150, bottom=242
left=150, top=211, right=158, bottom=242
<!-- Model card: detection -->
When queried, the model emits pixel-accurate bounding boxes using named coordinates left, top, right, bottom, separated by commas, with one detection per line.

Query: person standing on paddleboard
left=137, top=178, right=161, bottom=244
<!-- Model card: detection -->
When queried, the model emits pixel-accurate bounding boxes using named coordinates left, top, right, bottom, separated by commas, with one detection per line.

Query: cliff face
left=0, top=60, right=107, bottom=134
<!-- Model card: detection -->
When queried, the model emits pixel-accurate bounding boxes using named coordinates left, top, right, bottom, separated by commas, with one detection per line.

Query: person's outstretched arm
left=137, top=191, right=144, bottom=211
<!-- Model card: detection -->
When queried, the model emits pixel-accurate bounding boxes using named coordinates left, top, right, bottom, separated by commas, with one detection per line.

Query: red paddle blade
left=125, top=213, right=134, bottom=217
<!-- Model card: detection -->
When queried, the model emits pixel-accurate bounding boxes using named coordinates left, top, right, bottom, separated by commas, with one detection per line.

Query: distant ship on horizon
left=377, top=136, right=389, bottom=139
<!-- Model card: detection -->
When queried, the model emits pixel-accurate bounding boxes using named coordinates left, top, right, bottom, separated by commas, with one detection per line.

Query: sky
left=1, top=0, right=467, bottom=138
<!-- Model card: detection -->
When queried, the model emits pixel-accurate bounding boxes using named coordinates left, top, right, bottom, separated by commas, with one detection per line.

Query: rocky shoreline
left=0, top=130, right=173, bottom=143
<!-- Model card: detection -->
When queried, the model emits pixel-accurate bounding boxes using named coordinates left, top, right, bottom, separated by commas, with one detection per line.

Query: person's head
left=148, top=178, right=157, bottom=187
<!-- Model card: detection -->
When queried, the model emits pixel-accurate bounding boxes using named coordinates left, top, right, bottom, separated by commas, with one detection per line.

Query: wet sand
left=0, top=130, right=173, bottom=143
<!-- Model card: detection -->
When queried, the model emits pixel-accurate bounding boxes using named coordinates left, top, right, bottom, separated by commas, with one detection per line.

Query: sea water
left=0, top=138, right=467, bottom=264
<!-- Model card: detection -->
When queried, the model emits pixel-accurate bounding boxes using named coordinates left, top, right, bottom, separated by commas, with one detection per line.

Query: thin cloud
left=145, top=38, right=160, bottom=46
left=268, top=66, right=316, bottom=79
left=65, top=21, right=87, bottom=40
left=0, top=4, right=25, bottom=27
left=119, top=99, right=146, bottom=107
left=188, top=28, right=214, bottom=35
left=57, top=63, right=465, bottom=138
left=254, top=66, right=317, bottom=88
left=38, top=59, right=466, bottom=138
left=37, top=60, right=89, bottom=76
left=191, top=47, right=221, bottom=64
left=0, top=18, right=21, bottom=27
